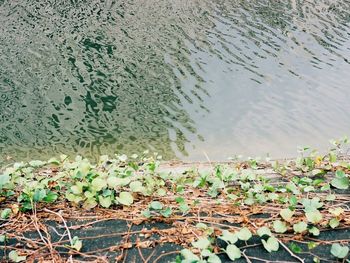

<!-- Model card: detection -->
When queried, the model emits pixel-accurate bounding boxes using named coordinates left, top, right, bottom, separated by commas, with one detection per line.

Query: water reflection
left=0, top=0, right=350, bottom=162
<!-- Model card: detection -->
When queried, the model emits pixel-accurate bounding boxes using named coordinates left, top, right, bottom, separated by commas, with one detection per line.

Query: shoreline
left=1, top=149, right=350, bottom=262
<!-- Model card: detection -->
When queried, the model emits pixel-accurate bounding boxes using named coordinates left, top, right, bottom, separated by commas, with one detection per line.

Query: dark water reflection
left=1, top=0, right=350, bottom=162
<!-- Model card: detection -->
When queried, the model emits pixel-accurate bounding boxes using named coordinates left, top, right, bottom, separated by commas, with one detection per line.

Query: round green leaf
left=150, top=201, right=163, bottom=210
left=330, top=243, right=349, bottom=259
left=273, top=220, right=287, bottom=233
left=262, top=236, right=279, bottom=252
left=257, top=226, right=272, bottom=237
left=331, top=177, right=349, bottom=190
left=8, top=250, right=26, bottom=262
left=226, top=244, right=241, bottom=260
left=1, top=208, right=12, bottom=219
left=329, top=218, right=340, bottom=229
left=91, top=178, right=107, bottom=191
left=192, top=237, right=211, bottom=250
left=308, top=226, right=320, bottom=236
left=219, top=230, right=238, bottom=244
left=236, top=227, right=252, bottom=241
left=181, top=249, right=200, bottom=261
left=305, top=210, right=323, bottom=224
left=293, top=222, right=307, bottom=233
left=116, top=192, right=133, bottom=206
left=280, top=208, right=294, bottom=221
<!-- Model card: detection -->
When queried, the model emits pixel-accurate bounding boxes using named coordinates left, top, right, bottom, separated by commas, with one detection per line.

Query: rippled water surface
left=1, top=0, right=350, bottom=162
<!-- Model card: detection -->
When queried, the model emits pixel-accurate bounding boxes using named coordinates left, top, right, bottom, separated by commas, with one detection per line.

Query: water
left=1, top=0, right=350, bottom=162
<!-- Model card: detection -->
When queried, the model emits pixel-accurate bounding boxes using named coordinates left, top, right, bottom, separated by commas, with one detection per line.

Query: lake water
left=1, top=0, right=350, bottom=162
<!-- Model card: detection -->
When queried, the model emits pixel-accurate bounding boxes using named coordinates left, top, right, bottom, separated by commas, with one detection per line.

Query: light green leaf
left=1, top=208, right=12, bottom=219
left=91, top=178, right=107, bottom=191
left=257, top=226, right=272, bottom=237
left=325, top=194, right=336, bottom=201
left=160, top=207, right=172, bottom=217
left=0, top=174, right=10, bottom=187
left=29, top=160, right=46, bottom=167
left=273, top=220, right=288, bottom=233
left=150, top=201, right=163, bottom=210
left=262, top=236, right=279, bottom=252
left=33, top=189, right=47, bottom=202
left=236, top=227, right=252, bottom=241
left=331, top=177, right=349, bottom=190
left=70, top=185, right=83, bottom=195
left=71, top=236, right=83, bottom=251
left=192, top=237, right=211, bottom=250
left=306, top=210, right=323, bottom=224
left=157, top=188, right=167, bottom=196
left=82, top=199, right=98, bottom=209
left=308, top=226, right=320, bottom=236
left=293, top=222, right=307, bottom=233
left=107, top=177, right=131, bottom=188
left=289, top=243, right=302, bottom=253
left=207, top=254, right=221, bottom=263
left=330, top=243, right=349, bottom=259
left=301, top=197, right=323, bottom=212
left=329, top=207, right=344, bottom=217
left=8, top=250, right=26, bottom=262
left=280, top=208, right=294, bottom=221
left=0, top=235, right=6, bottom=243
left=116, top=192, right=133, bottom=206
left=129, top=181, right=144, bottom=192
left=98, top=196, right=112, bottom=208
left=179, top=203, right=190, bottom=214
left=329, top=218, right=340, bottom=229
left=226, top=244, right=241, bottom=260
left=181, top=249, right=200, bottom=261
left=219, top=230, right=238, bottom=244
left=331, top=171, right=349, bottom=189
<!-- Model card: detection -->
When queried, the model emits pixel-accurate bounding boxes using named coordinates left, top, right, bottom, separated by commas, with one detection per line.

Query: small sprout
left=273, top=220, right=288, bottom=233
left=262, top=236, right=279, bottom=252
left=330, top=243, right=349, bottom=259
left=226, top=244, right=241, bottom=260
